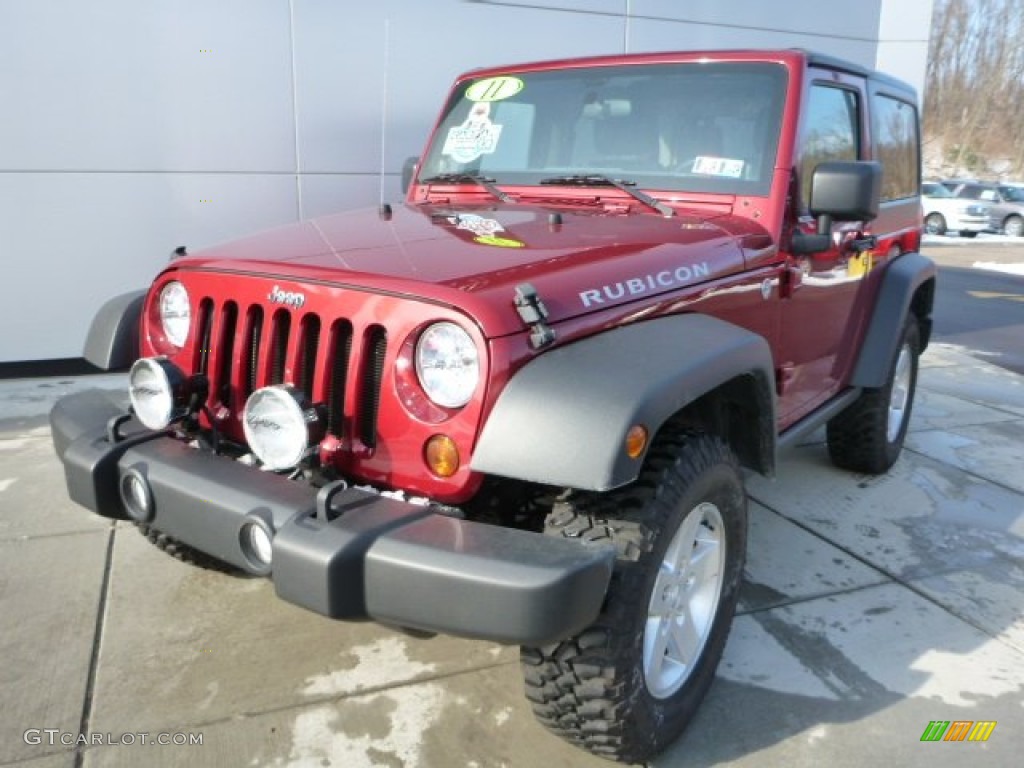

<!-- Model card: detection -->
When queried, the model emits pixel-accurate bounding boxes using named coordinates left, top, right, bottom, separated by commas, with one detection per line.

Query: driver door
left=778, top=74, right=871, bottom=425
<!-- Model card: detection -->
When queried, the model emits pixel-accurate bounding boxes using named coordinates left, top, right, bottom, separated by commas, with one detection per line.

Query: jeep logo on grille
left=268, top=285, right=306, bottom=309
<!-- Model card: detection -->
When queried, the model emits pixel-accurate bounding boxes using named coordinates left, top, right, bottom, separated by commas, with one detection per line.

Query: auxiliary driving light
left=128, top=357, right=192, bottom=430
left=242, top=385, right=323, bottom=471
left=119, top=467, right=154, bottom=522
left=239, top=517, right=274, bottom=573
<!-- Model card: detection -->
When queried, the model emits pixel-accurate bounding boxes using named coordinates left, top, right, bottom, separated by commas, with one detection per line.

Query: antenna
left=378, top=18, right=391, bottom=209
left=623, top=0, right=630, bottom=54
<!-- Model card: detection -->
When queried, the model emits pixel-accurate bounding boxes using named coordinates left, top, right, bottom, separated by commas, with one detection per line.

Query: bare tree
left=924, top=0, right=1024, bottom=178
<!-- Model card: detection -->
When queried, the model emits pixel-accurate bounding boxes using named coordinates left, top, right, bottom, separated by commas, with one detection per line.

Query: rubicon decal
left=268, top=285, right=306, bottom=309
left=579, top=262, right=711, bottom=307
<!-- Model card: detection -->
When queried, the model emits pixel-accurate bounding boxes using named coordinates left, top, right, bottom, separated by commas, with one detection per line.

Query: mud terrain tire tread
left=827, top=315, right=920, bottom=474
left=521, top=429, right=746, bottom=763
left=136, top=523, right=241, bottom=574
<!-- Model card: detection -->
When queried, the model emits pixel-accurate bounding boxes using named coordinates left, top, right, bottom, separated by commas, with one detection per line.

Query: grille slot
left=327, top=320, right=353, bottom=437
left=243, top=306, right=264, bottom=400
left=298, top=315, right=321, bottom=401
left=269, top=311, right=291, bottom=385
left=195, top=299, right=213, bottom=376
left=359, top=326, right=387, bottom=449
left=216, top=302, right=238, bottom=406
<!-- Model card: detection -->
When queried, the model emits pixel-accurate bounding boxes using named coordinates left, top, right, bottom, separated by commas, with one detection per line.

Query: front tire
left=827, top=315, right=920, bottom=473
left=136, top=523, right=241, bottom=574
left=521, top=430, right=747, bottom=763
left=924, top=213, right=947, bottom=235
left=1003, top=215, right=1024, bottom=237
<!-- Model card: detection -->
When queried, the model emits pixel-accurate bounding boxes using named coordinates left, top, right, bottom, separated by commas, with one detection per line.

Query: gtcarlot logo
left=23, top=729, right=203, bottom=746
left=920, top=720, right=997, bottom=742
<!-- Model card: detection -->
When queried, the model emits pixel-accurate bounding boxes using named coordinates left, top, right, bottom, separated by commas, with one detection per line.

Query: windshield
left=418, top=61, right=788, bottom=197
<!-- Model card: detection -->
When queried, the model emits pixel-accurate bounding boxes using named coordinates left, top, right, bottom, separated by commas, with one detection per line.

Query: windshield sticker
left=448, top=213, right=504, bottom=238
left=465, top=76, right=524, bottom=103
left=691, top=156, right=745, bottom=178
left=474, top=235, right=525, bottom=248
left=442, top=102, right=503, bottom=163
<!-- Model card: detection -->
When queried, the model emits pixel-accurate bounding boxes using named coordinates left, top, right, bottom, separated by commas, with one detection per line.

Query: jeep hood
left=175, top=202, right=771, bottom=338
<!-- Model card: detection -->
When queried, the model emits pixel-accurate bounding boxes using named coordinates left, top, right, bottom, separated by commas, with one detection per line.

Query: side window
left=801, top=84, right=860, bottom=209
left=873, top=94, right=919, bottom=201
left=959, top=185, right=991, bottom=201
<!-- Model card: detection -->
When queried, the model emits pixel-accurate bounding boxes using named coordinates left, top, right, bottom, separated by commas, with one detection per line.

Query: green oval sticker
left=465, top=76, right=524, bottom=103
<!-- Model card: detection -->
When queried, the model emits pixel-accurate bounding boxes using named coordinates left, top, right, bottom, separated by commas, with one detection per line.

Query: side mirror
left=809, top=161, right=881, bottom=235
left=401, top=156, right=419, bottom=194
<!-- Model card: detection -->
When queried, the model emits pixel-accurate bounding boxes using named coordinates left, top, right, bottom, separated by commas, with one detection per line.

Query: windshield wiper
left=539, top=174, right=674, bottom=217
left=418, top=173, right=515, bottom=204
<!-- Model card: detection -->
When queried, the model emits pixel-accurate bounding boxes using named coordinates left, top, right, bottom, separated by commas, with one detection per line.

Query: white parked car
left=922, top=181, right=990, bottom=236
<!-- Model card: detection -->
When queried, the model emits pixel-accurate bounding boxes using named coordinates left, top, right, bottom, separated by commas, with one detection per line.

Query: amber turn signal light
left=425, top=434, right=460, bottom=477
left=625, top=425, right=648, bottom=459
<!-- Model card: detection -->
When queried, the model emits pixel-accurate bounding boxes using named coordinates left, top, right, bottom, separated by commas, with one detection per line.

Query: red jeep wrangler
left=52, top=49, right=933, bottom=762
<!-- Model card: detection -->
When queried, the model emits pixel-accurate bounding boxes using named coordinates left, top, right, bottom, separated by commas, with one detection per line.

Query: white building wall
left=0, top=0, right=932, bottom=363
left=875, top=0, right=936, bottom=96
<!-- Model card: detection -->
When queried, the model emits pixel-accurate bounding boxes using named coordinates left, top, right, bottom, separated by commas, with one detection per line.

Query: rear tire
left=520, top=430, right=746, bottom=763
left=827, top=315, right=920, bottom=473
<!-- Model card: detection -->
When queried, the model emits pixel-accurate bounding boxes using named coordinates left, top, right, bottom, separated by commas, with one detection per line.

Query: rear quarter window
left=872, top=93, right=920, bottom=201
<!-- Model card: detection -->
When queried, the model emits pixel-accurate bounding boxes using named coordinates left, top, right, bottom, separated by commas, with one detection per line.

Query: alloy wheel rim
left=887, top=344, right=912, bottom=442
left=643, top=501, right=725, bottom=699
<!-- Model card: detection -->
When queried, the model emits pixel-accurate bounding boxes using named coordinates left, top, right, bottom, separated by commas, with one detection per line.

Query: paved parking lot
left=1, top=341, right=1022, bottom=768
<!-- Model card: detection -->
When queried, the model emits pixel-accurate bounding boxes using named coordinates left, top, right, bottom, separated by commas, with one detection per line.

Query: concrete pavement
left=0, top=344, right=1021, bottom=768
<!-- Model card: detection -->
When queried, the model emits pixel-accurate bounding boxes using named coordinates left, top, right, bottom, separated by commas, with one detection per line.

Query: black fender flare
left=471, top=314, right=776, bottom=491
left=851, top=252, right=936, bottom=388
left=83, top=290, right=145, bottom=370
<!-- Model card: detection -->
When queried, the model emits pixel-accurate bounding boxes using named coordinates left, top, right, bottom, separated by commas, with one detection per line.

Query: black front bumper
left=50, top=390, right=614, bottom=646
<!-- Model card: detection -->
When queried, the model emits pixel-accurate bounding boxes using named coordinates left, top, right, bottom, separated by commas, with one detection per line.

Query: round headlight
left=243, top=386, right=312, bottom=470
left=159, top=281, right=191, bottom=348
left=415, top=322, right=479, bottom=408
left=129, top=358, right=186, bottom=430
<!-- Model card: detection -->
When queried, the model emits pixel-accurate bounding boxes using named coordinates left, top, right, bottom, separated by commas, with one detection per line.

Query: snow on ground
left=921, top=232, right=1022, bottom=246
left=972, top=261, right=1024, bottom=275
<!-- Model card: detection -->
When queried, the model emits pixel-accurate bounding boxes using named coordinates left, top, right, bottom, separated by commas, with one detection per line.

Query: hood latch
left=514, top=283, right=556, bottom=350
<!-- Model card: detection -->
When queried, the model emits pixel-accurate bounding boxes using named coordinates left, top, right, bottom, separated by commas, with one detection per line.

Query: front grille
left=193, top=298, right=386, bottom=447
